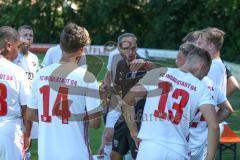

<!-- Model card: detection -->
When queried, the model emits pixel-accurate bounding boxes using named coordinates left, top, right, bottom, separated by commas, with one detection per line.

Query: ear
left=5, top=41, right=12, bottom=52
left=208, top=43, right=215, bottom=50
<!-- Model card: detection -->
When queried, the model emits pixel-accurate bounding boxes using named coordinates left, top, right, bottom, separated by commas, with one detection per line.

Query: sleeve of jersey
left=208, top=64, right=223, bottom=91
left=27, top=75, right=38, bottom=109
left=198, top=84, right=216, bottom=107
left=19, top=71, right=31, bottom=106
left=216, top=87, right=227, bottom=105
left=35, top=55, right=40, bottom=71
left=41, top=50, right=51, bottom=67
left=85, top=80, right=101, bottom=113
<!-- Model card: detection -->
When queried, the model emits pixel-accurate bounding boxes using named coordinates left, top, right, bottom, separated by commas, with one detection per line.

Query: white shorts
left=31, top=122, right=39, bottom=139
left=137, top=140, right=188, bottom=160
left=0, top=120, right=24, bottom=160
left=105, top=109, right=121, bottom=128
left=219, top=122, right=227, bottom=136
left=190, top=142, right=207, bottom=160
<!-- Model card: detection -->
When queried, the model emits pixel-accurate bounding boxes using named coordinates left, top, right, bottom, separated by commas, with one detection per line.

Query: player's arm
left=89, top=112, right=101, bottom=129
left=215, top=86, right=234, bottom=123
left=86, top=72, right=102, bottom=129
left=130, top=59, right=156, bottom=71
left=217, top=100, right=234, bottom=123
left=26, top=108, right=39, bottom=122
left=21, top=105, right=33, bottom=151
left=200, top=104, right=219, bottom=160
left=225, top=66, right=240, bottom=97
left=122, top=85, right=147, bottom=143
left=227, top=75, right=239, bottom=97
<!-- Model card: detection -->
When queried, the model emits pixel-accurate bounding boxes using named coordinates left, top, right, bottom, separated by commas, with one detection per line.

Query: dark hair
left=18, top=25, right=33, bottom=32
left=0, top=26, right=19, bottom=49
left=117, top=33, right=137, bottom=44
left=60, top=23, right=91, bottom=53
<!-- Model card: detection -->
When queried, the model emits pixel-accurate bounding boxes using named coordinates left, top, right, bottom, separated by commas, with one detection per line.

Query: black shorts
left=112, top=121, right=138, bottom=159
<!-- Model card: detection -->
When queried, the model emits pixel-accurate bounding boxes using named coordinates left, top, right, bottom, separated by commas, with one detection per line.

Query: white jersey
left=207, top=59, right=227, bottom=96
left=27, top=63, right=100, bottom=160
left=0, top=57, right=30, bottom=160
left=14, top=52, right=39, bottom=83
left=189, top=76, right=226, bottom=151
left=41, top=44, right=87, bottom=69
left=0, top=57, right=30, bottom=123
left=138, top=68, right=215, bottom=159
left=41, top=45, right=62, bottom=67
left=14, top=51, right=39, bottom=139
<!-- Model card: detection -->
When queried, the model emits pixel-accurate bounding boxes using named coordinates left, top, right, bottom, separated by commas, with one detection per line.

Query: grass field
left=30, top=54, right=240, bottom=160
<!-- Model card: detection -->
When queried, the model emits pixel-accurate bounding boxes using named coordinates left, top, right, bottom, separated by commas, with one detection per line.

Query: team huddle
left=0, top=23, right=239, bottom=160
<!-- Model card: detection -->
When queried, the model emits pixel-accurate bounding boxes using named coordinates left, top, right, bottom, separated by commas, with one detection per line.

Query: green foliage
left=0, top=0, right=240, bottom=62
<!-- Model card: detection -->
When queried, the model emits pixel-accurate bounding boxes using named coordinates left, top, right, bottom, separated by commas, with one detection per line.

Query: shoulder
left=9, top=62, right=27, bottom=80
left=211, top=59, right=225, bottom=71
left=46, top=45, right=61, bottom=55
left=29, top=52, right=39, bottom=60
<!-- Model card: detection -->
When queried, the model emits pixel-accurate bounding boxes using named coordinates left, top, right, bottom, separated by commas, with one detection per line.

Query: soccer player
left=176, top=43, right=233, bottom=160
left=15, top=25, right=39, bottom=82
left=0, top=26, right=31, bottom=160
left=122, top=46, right=219, bottom=160
left=26, top=23, right=101, bottom=160
left=110, top=33, right=155, bottom=160
left=98, top=46, right=122, bottom=158
left=14, top=25, right=40, bottom=143
left=182, top=29, right=239, bottom=98
left=99, top=33, right=150, bottom=159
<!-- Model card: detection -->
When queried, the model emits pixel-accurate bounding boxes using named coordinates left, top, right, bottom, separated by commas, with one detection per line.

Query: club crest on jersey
left=113, top=139, right=119, bottom=147
left=32, top=61, right=36, bottom=67
left=126, top=71, right=146, bottom=79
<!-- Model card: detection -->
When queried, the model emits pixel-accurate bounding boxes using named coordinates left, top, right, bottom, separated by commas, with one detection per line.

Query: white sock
left=103, top=142, right=112, bottom=160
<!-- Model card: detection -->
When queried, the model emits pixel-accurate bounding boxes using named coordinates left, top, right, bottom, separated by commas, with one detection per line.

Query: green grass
left=30, top=54, right=240, bottom=160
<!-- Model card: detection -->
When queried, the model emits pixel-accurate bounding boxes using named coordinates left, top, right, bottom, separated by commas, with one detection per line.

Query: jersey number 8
left=0, top=83, right=7, bottom=116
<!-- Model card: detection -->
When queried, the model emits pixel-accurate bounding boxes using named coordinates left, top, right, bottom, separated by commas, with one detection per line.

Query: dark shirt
left=114, top=57, right=147, bottom=129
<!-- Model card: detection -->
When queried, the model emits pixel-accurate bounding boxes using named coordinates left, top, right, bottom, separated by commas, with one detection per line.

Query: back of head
left=179, top=43, right=197, bottom=57
left=60, top=23, right=91, bottom=53
left=0, top=26, right=19, bottom=49
left=182, top=30, right=201, bottom=43
left=199, top=27, right=225, bottom=51
left=185, top=46, right=212, bottom=78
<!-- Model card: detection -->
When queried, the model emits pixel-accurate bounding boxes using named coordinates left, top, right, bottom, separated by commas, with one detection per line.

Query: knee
left=104, top=128, right=114, bottom=142
left=110, top=151, right=122, bottom=160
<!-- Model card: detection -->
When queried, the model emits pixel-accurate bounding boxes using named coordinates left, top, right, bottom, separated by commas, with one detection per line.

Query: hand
left=97, top=144, right=105, bottom=155
left=130, top=59, right=145, bottom=71
left=130, top=131, right=140, bottom=149
left=99, top=83, right=108, bottom=101
left=23, top=133, right=31, bottom=151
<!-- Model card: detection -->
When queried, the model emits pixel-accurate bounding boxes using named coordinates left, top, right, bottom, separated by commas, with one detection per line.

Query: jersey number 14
left=40, top=85, right=71, bottom=124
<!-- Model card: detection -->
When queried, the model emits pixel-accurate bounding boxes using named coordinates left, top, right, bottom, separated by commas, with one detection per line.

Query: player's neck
left=60, top=51, right=83, bottom=64
left=211, top=51, right=221, bottom=60
left=60, top=56, right=79, bottom=64
left=23, top=51, right=29, bottom=57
